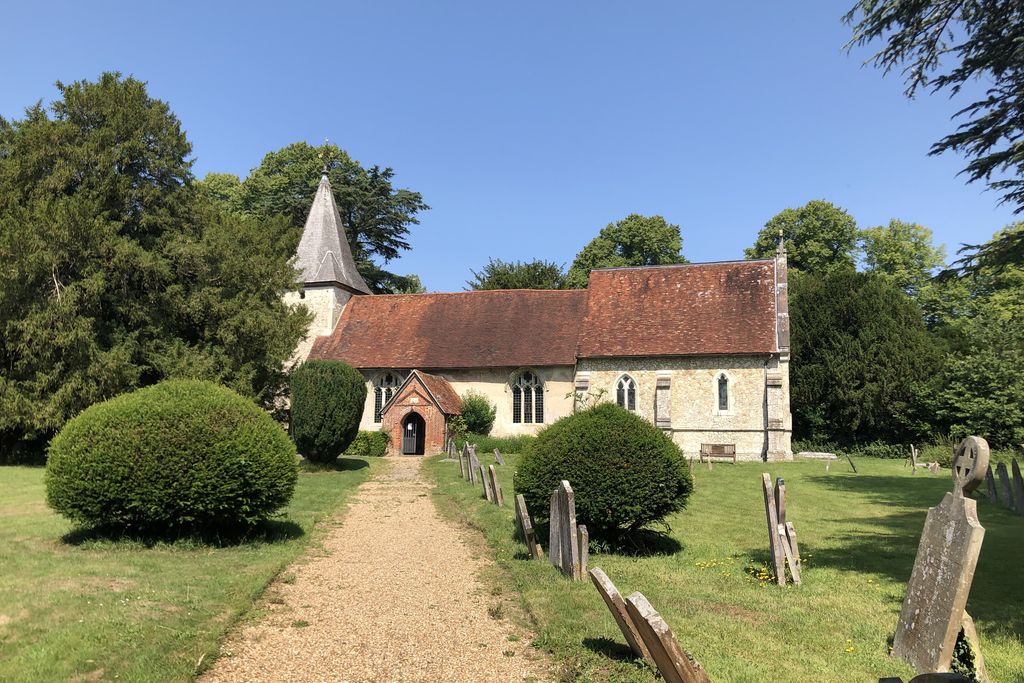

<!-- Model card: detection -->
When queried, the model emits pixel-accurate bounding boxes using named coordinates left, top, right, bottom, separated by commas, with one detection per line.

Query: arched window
left=616, top=375, right=637, bottom=411
left=511, top=370, right=544, bottom=424
left=717, top=373, right=729, bottom=412
left=373, top=372, right=402, bottom=423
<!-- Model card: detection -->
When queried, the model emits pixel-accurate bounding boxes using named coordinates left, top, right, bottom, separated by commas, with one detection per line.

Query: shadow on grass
left=803, top=473, right=1024, bottom=648
left=61, top=518, right=305, bottom=548
left=582, top=636, right=639, bottom=663
left=299, top=456, right=370, bottom=472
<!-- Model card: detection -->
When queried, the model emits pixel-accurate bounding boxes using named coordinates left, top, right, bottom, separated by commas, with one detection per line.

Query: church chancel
left=288, top=172, right=793, bottom=459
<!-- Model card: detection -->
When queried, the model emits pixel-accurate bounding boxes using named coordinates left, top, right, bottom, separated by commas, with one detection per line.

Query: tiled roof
left=309, top=289, right=589, bottom=368
left=412, top=371, right=462, bottom=415
left=576, top=261, right=779, bottom=358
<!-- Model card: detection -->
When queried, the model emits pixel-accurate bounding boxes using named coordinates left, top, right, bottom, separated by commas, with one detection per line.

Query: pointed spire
left=294, top=173, right=371, bottom=294
left=776, top=228, right=786, bottom=256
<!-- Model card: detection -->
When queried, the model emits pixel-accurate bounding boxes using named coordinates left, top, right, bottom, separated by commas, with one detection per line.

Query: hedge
left=291, top=360, right=366, bottom=463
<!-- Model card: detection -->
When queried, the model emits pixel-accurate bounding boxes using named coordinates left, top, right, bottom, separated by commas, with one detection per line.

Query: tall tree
left=746, top=200, right=859, bottom=274
left=234, top=142, right=428, bottom=294
left=0, top=73, right=308, bottom=457
left=845, top=1, right=1024, bottom=272
left=565, top=214, right=685, bottom=289
left=860, top=219, right=946, bottom=295
left=466, top=258, right=565, bottom=290
left=789, top=270, right=942, bottom=444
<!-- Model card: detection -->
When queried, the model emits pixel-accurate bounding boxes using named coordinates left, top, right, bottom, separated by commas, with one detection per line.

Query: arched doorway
left=401, top=412, right=426, bottom=456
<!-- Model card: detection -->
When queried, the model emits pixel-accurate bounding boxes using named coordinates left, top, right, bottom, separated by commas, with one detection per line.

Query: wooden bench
left=699, top=443, right=736, bottom=464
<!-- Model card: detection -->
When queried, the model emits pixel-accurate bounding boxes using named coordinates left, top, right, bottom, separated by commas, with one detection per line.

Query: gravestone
left=995, top=463, right=1012, bottom=509
left=624, top=592, right=712, bottom=683
left=487, top=464, right=503, bottom=506
left=549, top=480, right=582, bottom=580
left=984, top=465, right=997, bottom=505
left=892, top=436, right=987, bottom=675
left=952, top=437, right=988, bottom=495
left=1011, top=460, right=1024, bottom=515
left=458, top=448, right=467, bottom=479
left=480, top=465, right=493, bottom=502
left=469, top=450, right=481, bottom=485
left=514, top=494, right=543, bottom=559
left=588, top=568, right=653, bottom=665
left=577, top=525, right=589, bottom=580
left=494, top=448, right=505, bottom=465
left=761, top=473, right=786, bottom=585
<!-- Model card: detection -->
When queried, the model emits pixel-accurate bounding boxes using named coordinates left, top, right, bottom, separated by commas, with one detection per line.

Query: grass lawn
left=0, top=456, right=379, bottom=682
left=428, top=453, right=1024, bottom=682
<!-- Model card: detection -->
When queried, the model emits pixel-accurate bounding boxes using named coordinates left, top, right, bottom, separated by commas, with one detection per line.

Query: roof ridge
left=590, top=258, right=774, bottom=273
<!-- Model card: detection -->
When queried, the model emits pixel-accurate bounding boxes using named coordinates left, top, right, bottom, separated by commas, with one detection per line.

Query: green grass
left=0, top=456, right=379, bottom=682
left=428, top=453, right=1024, bottom=682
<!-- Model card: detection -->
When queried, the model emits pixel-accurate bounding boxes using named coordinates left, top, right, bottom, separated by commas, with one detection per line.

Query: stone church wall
left=284, top=286, right=353, bottom=366
left=358, top=366, right=576, bottom=436
left=577, top=354, right=791, bottom=461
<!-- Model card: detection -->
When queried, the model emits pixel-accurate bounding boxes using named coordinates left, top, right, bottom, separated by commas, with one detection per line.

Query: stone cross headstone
left=487, top=464, right=503, bottom=506
left=494, top=448, right=505, bottom=465
left=1011, top=459, right=1024, bottom=515
left=588, top=568, right=653, bottom=666
left=480, top=465, right=493, bottom=502
left=995, top=463, right=1012, bottom=509
left=951, top=436, right=988, bottom=496
left=624, top=592, right=712, bottom=683
left=549, top=480, right=582, bottom=580
left=892, top=437, right=987, bottom=675
left=514, top=494, right=543, bottom=559
left=984, top=465, right=997, bottom=505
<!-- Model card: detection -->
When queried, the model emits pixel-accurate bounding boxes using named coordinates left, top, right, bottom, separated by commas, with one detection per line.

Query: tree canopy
left=746, top=200, right=859, bottom=274
left=0, top=73, right=309, bottom=457
left=860, top=219, right=946, bottom=295
left=846, top=1, right=1024, bottom=273
left=466, top=258, right=565, bottom=290
left=232, top=142, right=428, bottom=294
left=565, top=214, right=685, bottom=288
left=789, top=269, right=942, bottom=444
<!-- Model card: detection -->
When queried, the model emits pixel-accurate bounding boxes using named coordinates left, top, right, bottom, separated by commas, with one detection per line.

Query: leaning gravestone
left=549, top=480, right=582, bottom=580
left=494, top=448, right=505, bottom=465
left=588, top=568, right=653, bottom=666
left=1011, top=460, right=1024, bottom=515
left=892, top=436, right=988, bottom=675
left=514, top=494, right=543, bottom=559
left=469, top=450, right=481, bottom=485
left=487, top=464, right=504, bottom=506
left=995, top=463, right=1012, bottom=509
left=480, top=465, right=494, bottom=502
left=624, top=592, right=712, bottom=683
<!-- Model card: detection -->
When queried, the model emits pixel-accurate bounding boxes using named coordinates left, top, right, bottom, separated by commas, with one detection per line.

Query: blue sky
left=3, top=1, right=1017, bottom=292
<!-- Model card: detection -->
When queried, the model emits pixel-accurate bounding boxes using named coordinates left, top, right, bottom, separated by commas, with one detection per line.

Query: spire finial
left=777, top=228, right=786, bottom=255
left=319, top=138, right=330, bottom=177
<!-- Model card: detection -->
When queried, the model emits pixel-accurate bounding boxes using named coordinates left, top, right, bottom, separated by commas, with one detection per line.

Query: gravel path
left=201, top=457, right=550, bottom=682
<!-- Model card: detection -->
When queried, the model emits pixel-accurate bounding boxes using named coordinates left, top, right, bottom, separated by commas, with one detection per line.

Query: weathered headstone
left=549, top=480, right=581, bottom=580
left=761, top=473, right=786, bottom=585
left=1011, top=459, right=1024, bottom=515
left=984, top=465, right=997, bottom=505
left=494, top=448, right=505, bottom=465
left=458, top=448, right=467, bottom=479
left=480, top=465, right=493, bottom=502
left=624, top=592, right=712, bottom=683
left=588, top=568, right=653, bottom=666
left=487, top=464, right=503, bottom=506
left=514, top=494, right=543, bottom=559
left=892, top=437, right=987, bottom=675
left=469, top=450, right=481, bottom=485
left=577, top=525, right=589, bottom=580
left=951, top=437, right=988, bottom=496
left=995, top=463, right=1012, bottom=509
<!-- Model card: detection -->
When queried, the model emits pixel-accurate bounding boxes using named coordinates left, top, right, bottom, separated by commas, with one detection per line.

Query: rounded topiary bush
left=45, top=380, right=298, bottom=532
left=514, top=403, right=693, bottom=544
left=290, top=360, right=367, bottom=463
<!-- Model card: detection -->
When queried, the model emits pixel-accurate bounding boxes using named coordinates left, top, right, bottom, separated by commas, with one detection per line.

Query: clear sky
left=3, top=1, right=1017, bottom=292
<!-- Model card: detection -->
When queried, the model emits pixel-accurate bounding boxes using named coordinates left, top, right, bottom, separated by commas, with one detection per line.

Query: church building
left=286, top=172, right=792, bottom=461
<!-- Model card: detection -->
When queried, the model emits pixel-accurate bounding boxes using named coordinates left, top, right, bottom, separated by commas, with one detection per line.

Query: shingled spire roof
left=294, top=173, right=371, bottom=294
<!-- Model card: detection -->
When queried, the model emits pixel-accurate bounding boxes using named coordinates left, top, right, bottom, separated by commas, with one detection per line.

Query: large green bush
left=460, top=390, right=496, bottom=435
left=514, top=403, right=693, bottom=543
left=45, top=380, right=298, bottom=531
left=344, top=430, right=389, bottom=457
left=291, top=360, right=367, bottom=463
